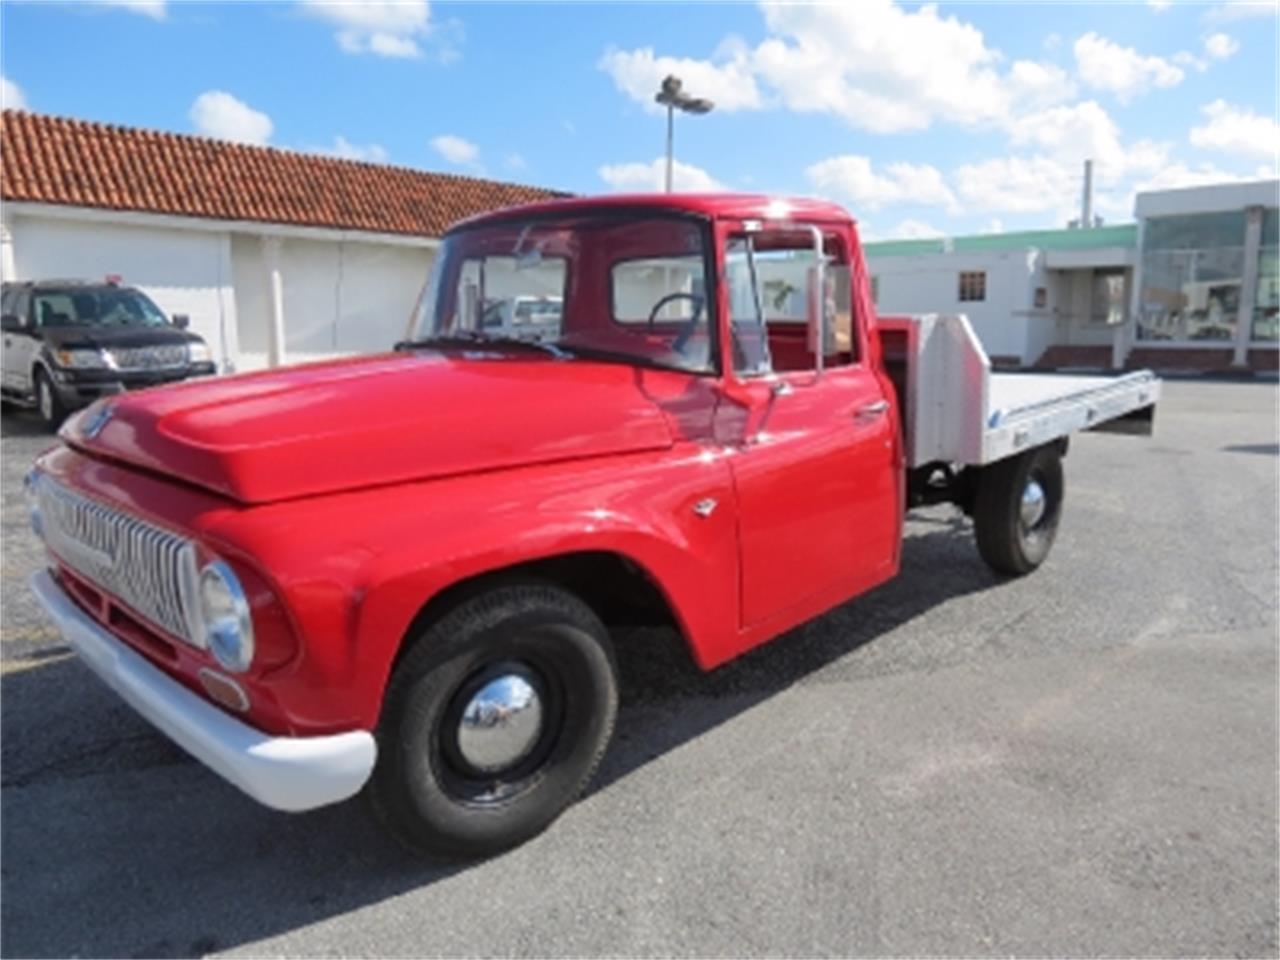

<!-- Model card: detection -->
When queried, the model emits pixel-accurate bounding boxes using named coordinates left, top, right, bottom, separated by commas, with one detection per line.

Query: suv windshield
left=32, top=287, right=169, bottom=329
left=410, top=214, right=716, bottom=375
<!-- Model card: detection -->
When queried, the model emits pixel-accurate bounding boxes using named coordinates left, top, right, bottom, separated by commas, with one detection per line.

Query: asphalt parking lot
left=1, top=379, right=1276, bottom=958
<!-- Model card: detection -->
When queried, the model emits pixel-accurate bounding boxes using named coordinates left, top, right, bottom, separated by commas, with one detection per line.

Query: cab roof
left=452, top=193, right=857, bottom=232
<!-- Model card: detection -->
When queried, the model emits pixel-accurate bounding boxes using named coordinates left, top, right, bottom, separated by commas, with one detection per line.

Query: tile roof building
left=1, top=110, right=567, bottom=371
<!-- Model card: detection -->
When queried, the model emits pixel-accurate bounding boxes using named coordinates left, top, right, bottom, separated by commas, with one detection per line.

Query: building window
left=1137, top=210, right=1245, bottom=343
left=870, top=275, right=880, bottom=304
left=1091, top=269, right=1126, bottom=325
left=958, top=271, right=986, bottom=302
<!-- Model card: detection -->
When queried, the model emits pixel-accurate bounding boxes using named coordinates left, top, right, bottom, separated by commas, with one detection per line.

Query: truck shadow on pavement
left=1, top=513, right=994, bottom=959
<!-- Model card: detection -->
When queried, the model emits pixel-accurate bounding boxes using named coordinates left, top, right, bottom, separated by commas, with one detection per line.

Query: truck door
left=1, top=288, right=36, bottom=394
left=717, top=223, right=900, bottom=629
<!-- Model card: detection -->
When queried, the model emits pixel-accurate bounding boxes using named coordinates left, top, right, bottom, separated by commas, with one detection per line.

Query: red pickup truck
left=26, top=194, right=1159, bottom=859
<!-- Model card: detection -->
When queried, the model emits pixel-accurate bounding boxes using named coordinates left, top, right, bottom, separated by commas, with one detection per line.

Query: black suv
left=1, top=280, right=217, bottom=428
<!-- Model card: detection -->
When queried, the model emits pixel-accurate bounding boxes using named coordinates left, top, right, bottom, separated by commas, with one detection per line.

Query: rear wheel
left=370, top=582, right=619, bottom=860
left=34, top=369, right=66, bottom=431
left=973, top=444, right=1064, bottom=576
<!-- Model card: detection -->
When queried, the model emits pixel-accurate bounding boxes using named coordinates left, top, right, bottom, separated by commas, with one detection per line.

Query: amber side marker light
left=199, top=668, right=250, bottom=713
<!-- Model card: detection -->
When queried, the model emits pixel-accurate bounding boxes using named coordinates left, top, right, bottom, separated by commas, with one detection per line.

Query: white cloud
left=953, top=155, right=1082, bottom=216
left=1204, top=3, right=1278, bottom=23
left=1007, top=100, right=1169, bottom=184
left=1007, top=59, right=1077, bottom=110
left=1073, top=32, right=1184, bottom=102
left=600, top=2, right=1071, bottom=135
left=1204, top=32, right=1240, bottom=59
left=189, top=91, right=273, bottom=145
left=598, top=158, right=725, bottom=193
left=599, top=42, right=762, bottom=112
left=1148, top=0, right=1173, bottom=10
left=310, top=136, right=389, bottom=163
left=505, top=153, right=527, bottom=171
left=431, top=134, right=479, bottom=166
left=752, top=2, right=1014, bottom=132
left=298, top=0, right=452, bottom=60
left=100, top=0, right=166, bottom=19
left=806, top=155, right=959, bottom=213
left=1, top=75, right=27, bottom=110
left=889, top=219, right=946, bottom=240
left=1190, top=99, right=1280, bottom=160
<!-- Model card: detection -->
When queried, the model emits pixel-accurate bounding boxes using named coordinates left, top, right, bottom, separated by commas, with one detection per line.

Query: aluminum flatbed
left=879, top=313, right=1160, bottom=469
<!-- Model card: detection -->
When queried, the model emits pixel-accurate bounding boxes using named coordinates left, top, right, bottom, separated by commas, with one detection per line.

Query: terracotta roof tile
left=1, top=110, right=568, bottom=237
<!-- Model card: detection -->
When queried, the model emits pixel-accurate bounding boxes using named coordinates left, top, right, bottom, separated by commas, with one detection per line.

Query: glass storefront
left=1137, top=211, right=1246, bottom=342
left=1138, top=206, right=1280, bottom=343
left=1253, top=208, right=1279, bottom=342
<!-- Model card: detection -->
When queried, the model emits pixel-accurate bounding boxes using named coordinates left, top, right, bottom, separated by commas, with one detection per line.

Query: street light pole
left=665, top=102, right=675, bottom=194
left=654, top=74, right=713, bottom=194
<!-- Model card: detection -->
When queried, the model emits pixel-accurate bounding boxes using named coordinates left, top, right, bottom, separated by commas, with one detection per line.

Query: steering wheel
left=646, top=292, right=705, bottom=355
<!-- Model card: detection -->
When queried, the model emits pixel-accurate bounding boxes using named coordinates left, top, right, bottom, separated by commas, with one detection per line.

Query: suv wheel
left=370, top=581, right=619, bottom=860
left=34, top=369, right=66, bottom=430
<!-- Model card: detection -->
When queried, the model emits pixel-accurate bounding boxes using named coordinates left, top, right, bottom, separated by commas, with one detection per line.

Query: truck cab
left=25, top=194, right=1156, bottom=860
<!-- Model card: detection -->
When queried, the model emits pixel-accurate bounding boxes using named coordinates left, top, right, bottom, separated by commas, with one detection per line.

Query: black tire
left=370, top=581, right=618, bottom=860
left=33, top=369, right=66, bottom=431
left=973, top=444, right=1064, bottom=576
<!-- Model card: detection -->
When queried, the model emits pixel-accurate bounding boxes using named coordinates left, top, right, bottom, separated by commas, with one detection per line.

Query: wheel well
left=394, top=551, right=683, bottom=667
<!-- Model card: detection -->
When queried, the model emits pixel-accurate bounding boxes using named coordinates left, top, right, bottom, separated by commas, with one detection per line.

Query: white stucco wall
left=6, top=206, right=437, bottom=374
left=7, top=213, right=240, bottom=370
left=231, top=233, right=433, bottom=371
left=868, top=249, right=1042, bottom=361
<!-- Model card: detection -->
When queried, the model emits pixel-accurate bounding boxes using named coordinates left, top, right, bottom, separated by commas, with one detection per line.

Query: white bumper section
left=30, top=570, right=376, bottom=812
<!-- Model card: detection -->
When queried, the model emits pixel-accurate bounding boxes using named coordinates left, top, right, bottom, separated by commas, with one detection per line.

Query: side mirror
left=0, top=314, right=23, bottom=333
left=172, top=314, right=190, bottom=330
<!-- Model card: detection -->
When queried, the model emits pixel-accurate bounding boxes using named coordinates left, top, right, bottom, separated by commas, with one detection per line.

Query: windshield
left=410, top=214, right=716, bottom=374
left=33, top=288, right=169, bottom=329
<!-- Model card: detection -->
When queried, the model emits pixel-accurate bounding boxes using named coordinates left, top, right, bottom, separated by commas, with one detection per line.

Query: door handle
left=855, top=399, right=889, bottom=419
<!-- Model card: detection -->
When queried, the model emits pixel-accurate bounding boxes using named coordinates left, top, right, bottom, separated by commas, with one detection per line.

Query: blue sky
left=2, top=0, right=1276, bottom=239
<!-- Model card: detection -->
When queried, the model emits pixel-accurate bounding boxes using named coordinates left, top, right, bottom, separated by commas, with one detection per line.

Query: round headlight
left=199, top=560, right=255, bottom=673
left=23, top=471, right=43, bottom=539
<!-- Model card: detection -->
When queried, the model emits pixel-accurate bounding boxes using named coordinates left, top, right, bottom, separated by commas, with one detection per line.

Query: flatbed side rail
left=981, top=371, right=1161, bottom=464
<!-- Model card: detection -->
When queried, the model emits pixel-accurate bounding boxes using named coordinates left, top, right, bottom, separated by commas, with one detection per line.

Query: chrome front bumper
left=29, top=570, right=376, bottom=812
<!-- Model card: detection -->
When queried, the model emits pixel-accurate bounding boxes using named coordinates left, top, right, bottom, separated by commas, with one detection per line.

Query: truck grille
left=35, top=475, right=198, bottom=645
left=107, top=344, right=188, bottom=371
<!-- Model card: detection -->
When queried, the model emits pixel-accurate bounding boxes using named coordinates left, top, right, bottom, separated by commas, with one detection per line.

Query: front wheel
left=973, top=444, right=1064, bottom=576
left=370, top=582, right=619, bottom=860
left=34, top=369, right=66, bottom=431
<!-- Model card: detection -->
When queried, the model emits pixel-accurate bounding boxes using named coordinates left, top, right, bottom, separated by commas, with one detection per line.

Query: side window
left=727, top=231, right=857, bottom=375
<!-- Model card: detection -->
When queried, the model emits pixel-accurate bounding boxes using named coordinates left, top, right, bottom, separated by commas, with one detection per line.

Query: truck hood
left=64, top=352, right=676, bottom=503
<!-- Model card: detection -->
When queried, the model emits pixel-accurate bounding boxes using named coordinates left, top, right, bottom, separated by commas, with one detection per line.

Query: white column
left=261, top=235, right=287, bottom=368
left=1233, top=206, right=1263, bottom=368
left=1118, top=221, right=1145, bottom=370
left=0, top=212, right=16, bottom=283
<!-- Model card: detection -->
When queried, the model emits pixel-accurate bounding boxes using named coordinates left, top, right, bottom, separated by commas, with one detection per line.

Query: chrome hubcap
left=38, top=381, right=52, bottom=421
left=456, top=673, right=544, bottom=774
left=1020, top=479, right=1047, bottom=529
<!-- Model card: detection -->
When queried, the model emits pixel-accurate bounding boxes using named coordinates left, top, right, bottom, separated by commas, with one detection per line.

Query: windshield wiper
left=395, top=331, right=573, bottom=360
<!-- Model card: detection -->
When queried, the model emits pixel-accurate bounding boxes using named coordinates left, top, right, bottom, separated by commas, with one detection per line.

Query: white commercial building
left=866, top=179, right=1278, bottom=372
left=0, top=110, right=561, bottom=372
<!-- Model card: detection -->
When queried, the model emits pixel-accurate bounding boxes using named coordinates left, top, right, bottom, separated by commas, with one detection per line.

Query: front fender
left=223, top=447, right=740, bottom=731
